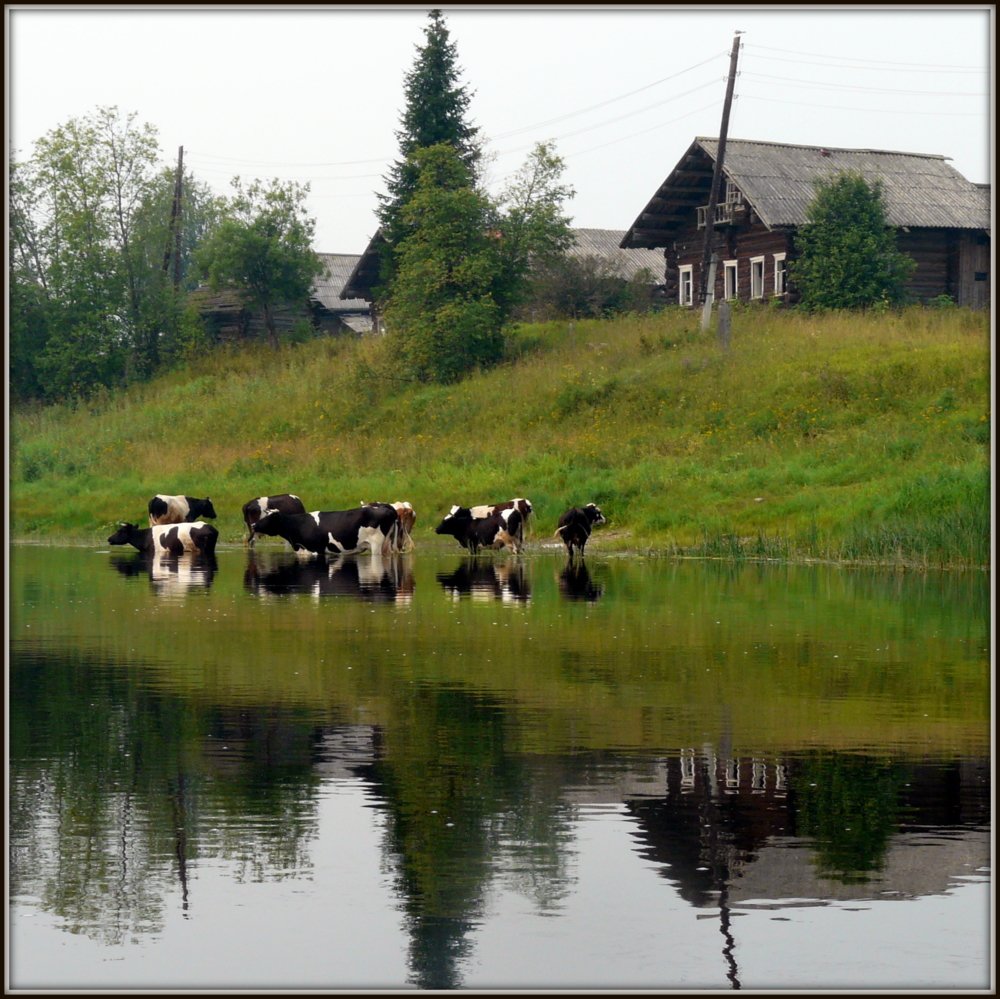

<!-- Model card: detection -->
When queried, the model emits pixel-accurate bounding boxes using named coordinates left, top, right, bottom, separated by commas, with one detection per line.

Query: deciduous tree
left=195, top=178, right=324, bottom=350
left=383, top=144, right=503, bottom=383
left=791, top=171, right=915, bottom=310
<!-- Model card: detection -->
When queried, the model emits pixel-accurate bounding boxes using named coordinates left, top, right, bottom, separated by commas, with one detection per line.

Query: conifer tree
left=376, top=9, right=481, bottom=289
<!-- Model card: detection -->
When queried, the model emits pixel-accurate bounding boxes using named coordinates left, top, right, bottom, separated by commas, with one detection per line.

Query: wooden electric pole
left=699, top=32, right=742, bottom=326
left=162, top=145, right=184, bottom=289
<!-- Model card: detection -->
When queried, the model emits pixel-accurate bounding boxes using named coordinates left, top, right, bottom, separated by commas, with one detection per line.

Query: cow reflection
left=437, top=559, right=531, bottom=603
left=557, top=559, right=604, bottom=602
left=108, top=550, right=217, bottom=595
left=244, top=551, right=412, bottom=603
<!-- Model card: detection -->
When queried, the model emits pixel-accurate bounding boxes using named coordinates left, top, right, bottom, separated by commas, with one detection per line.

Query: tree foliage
left=492, top=141, right=575, bottom=323
left=519, top=256, right=661, bottom=321
left=195, top=178, right=324, bottom=350
left=383, top=145, right=503, bottom=384
left=791, top=171, right=915, bottom=310
left=376, top=8, right=481, bottom=290
left=9, top=107, right=218, bottom=401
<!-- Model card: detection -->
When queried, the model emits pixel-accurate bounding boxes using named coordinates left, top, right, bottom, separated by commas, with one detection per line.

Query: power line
left=740, top=70, right=987, bottom=98
left=740, top=94, right=985, bottom=116
left=746, top=42, right=983, bottom=70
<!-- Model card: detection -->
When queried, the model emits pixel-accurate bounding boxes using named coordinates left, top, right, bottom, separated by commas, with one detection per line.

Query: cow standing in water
left=148, top=494, right=217, bottom=527
left=434, top=506, right=523, bottom=555
left=251, top=505, right=400, bottom=558
left=109, top=521, right=219, bottom=557
left=554, top=503, right=607, bottom=559
left=242, top=493, right=307, bottom=545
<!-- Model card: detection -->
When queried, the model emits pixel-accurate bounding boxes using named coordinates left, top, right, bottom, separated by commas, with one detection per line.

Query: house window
left=773, top=253, right=787, bottom=296
left=723, top=260, right=738, bottom=300
left=679, top=264, right=694, bottom=306
left=750, top=256, right=765, bottom=299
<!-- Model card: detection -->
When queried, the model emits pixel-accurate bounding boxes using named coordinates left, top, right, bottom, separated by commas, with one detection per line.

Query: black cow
left=554, top=503, right=607, bottom=559
left=242, top=493, right=307, bottom=545
left=148, top=494, right=218, bottom=527
left=434, top=506, right=523, bottom=555
left=108, top=521, right=219, bottom=556
left=251, top=505, right=399, bottom=558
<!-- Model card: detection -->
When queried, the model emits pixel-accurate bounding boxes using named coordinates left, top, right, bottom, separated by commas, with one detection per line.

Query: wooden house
left=191, top=252, right=372, bottom=341
left=339, top=227, right=666, bottom=330
left=621, top=138, right=991, bottom=309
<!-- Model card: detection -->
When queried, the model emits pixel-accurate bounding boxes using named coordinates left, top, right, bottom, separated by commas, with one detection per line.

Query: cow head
left=585, top=503, right=607, bottom=526
left=252, top=511, right=282, bottom=537
left=199, top=497, right=218, bottom=520
left=435, top=505, right=472, bottom=536
left=108, top=522, right=138, bottom=546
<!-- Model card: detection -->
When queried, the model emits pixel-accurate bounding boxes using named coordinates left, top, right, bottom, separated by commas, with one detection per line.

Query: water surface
left=8, top=544, right=991, bottom=990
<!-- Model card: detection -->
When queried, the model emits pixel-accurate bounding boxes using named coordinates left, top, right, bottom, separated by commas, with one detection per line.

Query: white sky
left=6, top=4, right=994, bottom=255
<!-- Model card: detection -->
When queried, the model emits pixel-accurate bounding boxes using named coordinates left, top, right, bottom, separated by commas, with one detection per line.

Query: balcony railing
left=696, top=199, right=747, bottom=228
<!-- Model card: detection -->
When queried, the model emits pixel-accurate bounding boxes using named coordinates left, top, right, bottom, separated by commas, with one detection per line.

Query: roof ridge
left=696, top=136, right=948, bottom=161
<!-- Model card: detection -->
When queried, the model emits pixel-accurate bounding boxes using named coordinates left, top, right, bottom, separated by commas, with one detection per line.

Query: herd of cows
left=107, top=493, right=608, bottom=561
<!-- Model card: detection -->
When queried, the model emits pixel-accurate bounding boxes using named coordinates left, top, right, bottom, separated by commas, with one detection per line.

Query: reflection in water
left=8, top=642, right=990, bottom=988
left=243, top=551, right=414, bottom=603
left=9, top=548, right=990, bottom=990
left=437, top=558, right=531, bottom=603
left=109, top=550, right=217, bottom=596
left=556, top=558, right=604, bottom=601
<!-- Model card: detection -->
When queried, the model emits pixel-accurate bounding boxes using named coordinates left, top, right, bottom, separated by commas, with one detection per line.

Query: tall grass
left=9, top=304, right=991, bottom=567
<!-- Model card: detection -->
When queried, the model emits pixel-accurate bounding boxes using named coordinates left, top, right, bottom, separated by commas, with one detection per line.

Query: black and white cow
left=242, top=493, right=307, bottom=545
left=467, top=498, right=533, bottom=545
left=361, top=501, right=416, bottom=553
left=148, top=494, right=218, bottom=527
left=251, top=505, right=400, bottom=558
left=108, top=521, right=219, bottom=556
left=554, top=503, right=607, bottom=559
left=434, top=506, right=523, bottom=555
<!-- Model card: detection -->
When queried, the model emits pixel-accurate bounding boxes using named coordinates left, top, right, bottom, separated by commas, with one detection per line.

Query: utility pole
left=699, top=32, right=742, bottom=328
left=162, top=145, right=184, bottom=289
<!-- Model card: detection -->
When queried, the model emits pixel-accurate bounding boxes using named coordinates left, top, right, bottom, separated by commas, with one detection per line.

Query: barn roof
left=314, top=253, right=370, bottom=312
left=622, top=137, right=991, bottom=249
left=568, top=228, right=663, bottom=281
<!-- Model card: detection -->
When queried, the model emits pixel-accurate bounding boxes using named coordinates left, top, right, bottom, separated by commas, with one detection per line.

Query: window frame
left=773, top=252, right=787, bottom=296
left=723, top=259, right=738, bottom=301
left=750, top=255, right=766, bottom=300
left=678, top=264, right=694, bottom=306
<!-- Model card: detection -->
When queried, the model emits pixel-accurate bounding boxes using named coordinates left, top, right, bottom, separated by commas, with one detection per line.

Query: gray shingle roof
left=313, top=253, right=369, bottom=312
left=568, top=228, right=663, bottom=281
left=702, top=138, right=990, bottom=229
left=623, top=138, right=990, bottom=248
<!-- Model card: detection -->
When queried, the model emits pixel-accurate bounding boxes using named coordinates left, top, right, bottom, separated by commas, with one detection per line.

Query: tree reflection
left=9, top=649, right=321, bottom=942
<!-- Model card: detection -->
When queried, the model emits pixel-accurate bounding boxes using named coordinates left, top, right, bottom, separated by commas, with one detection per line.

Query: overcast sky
left=7, top=4, right=993, bottom=255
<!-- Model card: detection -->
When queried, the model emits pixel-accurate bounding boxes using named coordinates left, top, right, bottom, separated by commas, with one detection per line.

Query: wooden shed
left=191, top=252, right=373, bottom=341
left=621, top=138, right=991, bottom=309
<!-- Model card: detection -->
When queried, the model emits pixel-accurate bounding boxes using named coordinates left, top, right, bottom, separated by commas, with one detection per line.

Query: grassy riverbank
left=9, top=304, right=991, bottom=567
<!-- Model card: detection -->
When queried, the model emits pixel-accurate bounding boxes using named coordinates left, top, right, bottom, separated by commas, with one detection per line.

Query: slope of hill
left=10, top=305, right=990, bottom=567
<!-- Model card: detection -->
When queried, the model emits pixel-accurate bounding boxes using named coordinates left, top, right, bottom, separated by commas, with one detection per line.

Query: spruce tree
left=376, top=9, right=481, bottom=289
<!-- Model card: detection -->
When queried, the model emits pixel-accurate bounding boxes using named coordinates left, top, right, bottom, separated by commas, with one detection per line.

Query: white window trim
left=750, top=255, right=765, bottom=300
left=773, top=252, right=787, bottom=296
left=678, top=264, right=694, bottom=306
left=723, top=259, right=738, bottom=301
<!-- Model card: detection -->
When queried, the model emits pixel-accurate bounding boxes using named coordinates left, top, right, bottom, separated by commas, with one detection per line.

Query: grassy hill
left=9, top=304, right=991, bottom=568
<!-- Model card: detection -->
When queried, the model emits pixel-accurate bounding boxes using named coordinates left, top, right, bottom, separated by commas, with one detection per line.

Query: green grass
left=9, top=304, right=991, bottom=567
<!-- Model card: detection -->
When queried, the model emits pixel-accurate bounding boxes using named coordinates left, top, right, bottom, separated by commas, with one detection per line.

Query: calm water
left=8, top=543, right=992, bottom=991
